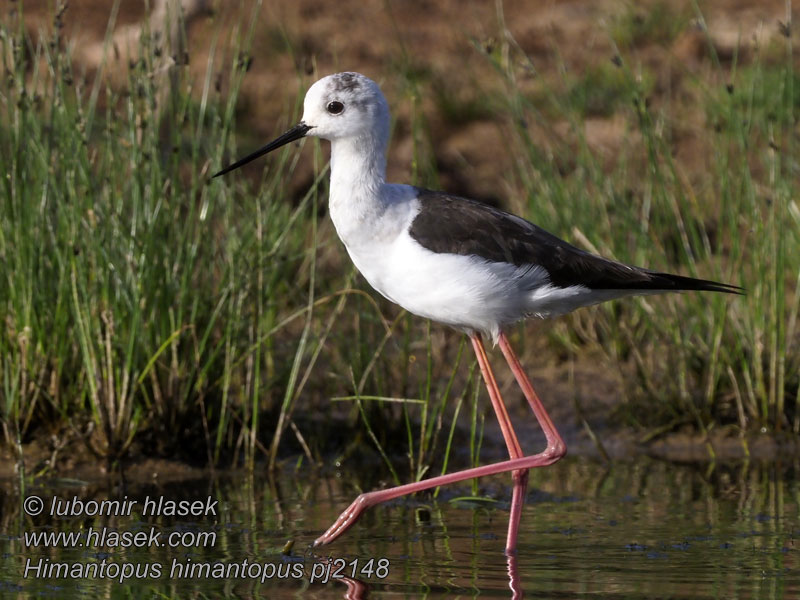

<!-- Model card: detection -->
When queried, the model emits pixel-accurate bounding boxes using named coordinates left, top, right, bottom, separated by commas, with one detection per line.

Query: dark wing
left=408, top=189, right=742, bottom=294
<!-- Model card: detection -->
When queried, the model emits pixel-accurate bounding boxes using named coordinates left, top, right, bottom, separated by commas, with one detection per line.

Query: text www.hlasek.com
left=24, top=527, right=215, bottom=549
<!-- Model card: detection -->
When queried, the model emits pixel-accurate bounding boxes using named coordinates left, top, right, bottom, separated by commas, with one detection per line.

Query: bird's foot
left=313, top=493, right=370, bottom=547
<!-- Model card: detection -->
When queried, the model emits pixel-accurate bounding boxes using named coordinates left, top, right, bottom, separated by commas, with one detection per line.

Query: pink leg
left=470, top=334, right=529, bottom=554
left=507, top=553, right=523, bottom=600
left=342, top=576, right=367, bottom=599
left=505, top=468, right=529, bottom=553
left=497, top=332, right=564, bottom=452
left=497, top=330, right=566, bottom=553
left=313, top=332, right=566, bottom=548
left=470, top=334, right=523, bottom=459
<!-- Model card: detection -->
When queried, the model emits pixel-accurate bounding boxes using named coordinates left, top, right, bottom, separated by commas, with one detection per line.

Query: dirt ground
left=6, top=0, right=798, bottom=478
left=15, top=0, right=797, bottom=198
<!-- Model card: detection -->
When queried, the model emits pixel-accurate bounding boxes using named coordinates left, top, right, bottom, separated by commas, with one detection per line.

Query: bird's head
left=302, top=72, right=389, bottom=142
left=213, top=72, right=388, bottom=178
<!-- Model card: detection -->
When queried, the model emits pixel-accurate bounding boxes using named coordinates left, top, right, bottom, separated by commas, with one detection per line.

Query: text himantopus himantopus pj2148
left=214, top=71, right=741, bottom=554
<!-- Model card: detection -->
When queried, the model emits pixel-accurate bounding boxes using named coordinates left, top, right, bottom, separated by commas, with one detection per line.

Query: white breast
left=333, top=188, right=542, bottom=339
left=329, top=184, right=631, bottom=341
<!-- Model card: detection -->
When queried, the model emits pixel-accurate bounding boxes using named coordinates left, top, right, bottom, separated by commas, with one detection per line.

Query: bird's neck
left=328, top=134, right=388, bottom=236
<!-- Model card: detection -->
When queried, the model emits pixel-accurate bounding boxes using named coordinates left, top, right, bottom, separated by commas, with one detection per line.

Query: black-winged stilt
left=214, top=72, right=741, bottom=553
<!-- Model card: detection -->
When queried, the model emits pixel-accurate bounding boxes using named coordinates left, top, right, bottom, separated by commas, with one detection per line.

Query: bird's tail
left=643, top=271, right=744, bottom=295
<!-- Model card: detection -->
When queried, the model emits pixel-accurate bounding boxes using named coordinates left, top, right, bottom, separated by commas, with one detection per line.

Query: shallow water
left=2, top=457, right=799, bottom=598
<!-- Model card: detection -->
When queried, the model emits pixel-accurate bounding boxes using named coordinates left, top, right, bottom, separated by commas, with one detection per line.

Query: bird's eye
left=326, top=101, right=345, bottom=115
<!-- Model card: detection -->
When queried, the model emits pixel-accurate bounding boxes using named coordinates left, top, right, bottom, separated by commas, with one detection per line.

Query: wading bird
left=214, top=72, right=740, bottom=554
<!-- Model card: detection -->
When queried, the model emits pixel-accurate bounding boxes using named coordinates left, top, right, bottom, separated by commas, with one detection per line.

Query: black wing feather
left=408, top=189, right=742, bottom=294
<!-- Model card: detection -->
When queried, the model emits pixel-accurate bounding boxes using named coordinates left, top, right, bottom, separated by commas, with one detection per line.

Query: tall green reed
left=484, top=1, right=798, bottom=435
left=0, top=1, right=296, bottom=469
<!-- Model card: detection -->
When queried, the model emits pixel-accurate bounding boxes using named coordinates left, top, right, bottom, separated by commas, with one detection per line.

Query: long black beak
left=213, top=122, right=313, bottom=178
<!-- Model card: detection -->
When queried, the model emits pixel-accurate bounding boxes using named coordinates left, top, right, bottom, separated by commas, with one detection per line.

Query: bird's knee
left=549, top=440, right=567, bottom=462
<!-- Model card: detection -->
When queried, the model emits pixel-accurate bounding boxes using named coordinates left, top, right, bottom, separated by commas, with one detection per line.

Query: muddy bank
left=2, top=417, right=796, bottom=489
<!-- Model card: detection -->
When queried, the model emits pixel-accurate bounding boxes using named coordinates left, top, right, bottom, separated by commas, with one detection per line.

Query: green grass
left=0, top=2, right=312, bottom=468
left=610, top=1, right=691, bottom=48
left=0, top=3, right=469, bottom=476
left=566, top=62, right=651, bottom=118
left=487, top=4, right=799, bottom=436
left=0, top=2, right=798, bottom=481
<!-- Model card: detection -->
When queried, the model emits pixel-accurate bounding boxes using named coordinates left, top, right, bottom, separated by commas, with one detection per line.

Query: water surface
left=2, top=458, right=798, bottom=598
